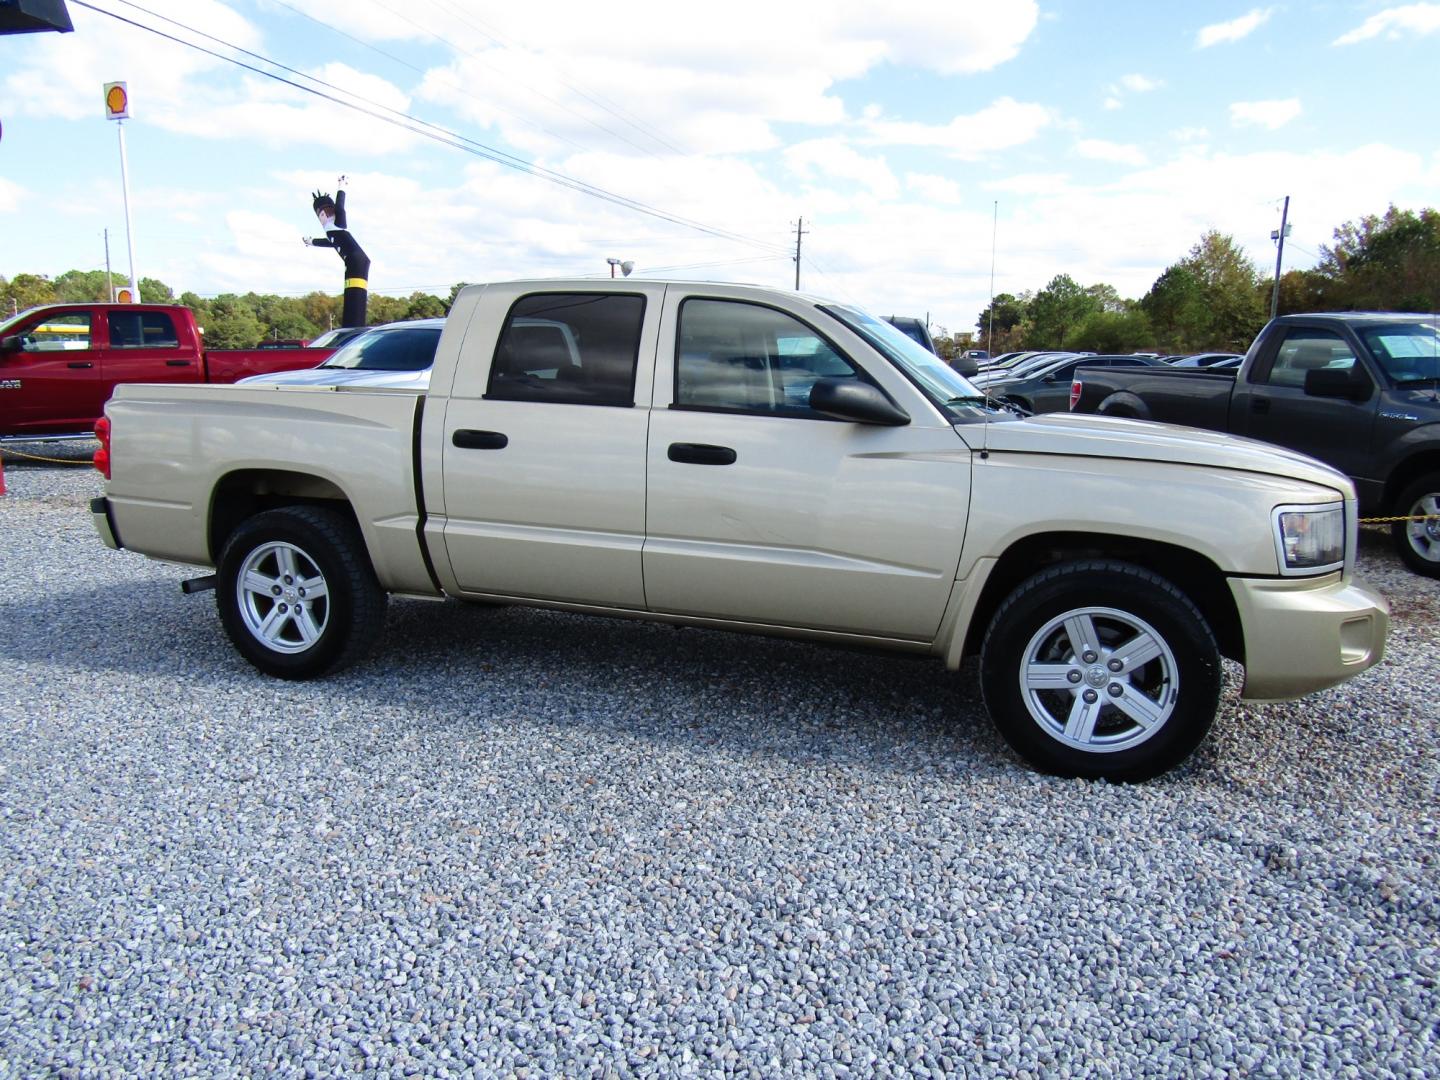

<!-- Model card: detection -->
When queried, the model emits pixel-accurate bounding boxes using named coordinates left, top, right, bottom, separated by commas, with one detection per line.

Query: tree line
left=947, top=204, right=1438, bottom=358
left=0, top=269, right=463, bottom=349
left=4, top=203, right=1435, bottom=355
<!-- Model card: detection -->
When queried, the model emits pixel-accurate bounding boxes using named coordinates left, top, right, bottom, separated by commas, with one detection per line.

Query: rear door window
left=486, top=294, right=645, bottom=407
left=107, top=311, right=179, bottom=349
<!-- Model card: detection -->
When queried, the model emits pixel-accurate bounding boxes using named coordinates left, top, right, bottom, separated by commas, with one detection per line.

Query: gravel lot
left=1, top=444, right=1437, bottom=1078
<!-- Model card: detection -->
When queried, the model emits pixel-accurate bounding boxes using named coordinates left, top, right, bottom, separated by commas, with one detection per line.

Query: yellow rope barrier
left=0, top=447, right=94, bottom=467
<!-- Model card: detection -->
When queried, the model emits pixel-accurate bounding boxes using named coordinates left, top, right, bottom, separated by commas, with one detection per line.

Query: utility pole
left=1270, top=195, right=1291, bottom=319
left=792, top=217, right=808, bottom=290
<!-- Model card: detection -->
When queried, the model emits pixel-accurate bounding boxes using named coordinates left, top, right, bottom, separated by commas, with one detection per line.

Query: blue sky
left=1, top=1, right=1435, bottom=335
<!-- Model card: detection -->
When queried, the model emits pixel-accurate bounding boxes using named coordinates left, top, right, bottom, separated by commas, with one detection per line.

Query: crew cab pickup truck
left=0, top=303, right=334, bottom=440
left=1070, top=313, right=1440, bottom=576
left=91, top=280, right=1389, bottom=781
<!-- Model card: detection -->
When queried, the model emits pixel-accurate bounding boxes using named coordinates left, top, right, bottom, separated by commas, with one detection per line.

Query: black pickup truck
left=1070, top=312, right=1440, bottom=576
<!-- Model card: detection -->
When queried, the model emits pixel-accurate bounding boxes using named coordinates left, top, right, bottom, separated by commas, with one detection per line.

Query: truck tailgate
left=104, top=383, right=433, bottom=592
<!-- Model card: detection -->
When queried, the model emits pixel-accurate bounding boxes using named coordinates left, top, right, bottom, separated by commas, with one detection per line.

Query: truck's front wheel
left=1391, top=473, right=1440, bottom=577
left=980, top=560, right=1221, bottom=781
left=216, top=506, right=386, bottom=679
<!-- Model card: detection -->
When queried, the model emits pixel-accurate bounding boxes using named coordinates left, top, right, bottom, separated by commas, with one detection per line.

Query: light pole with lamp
left=606, top=258, right=634, bottom=278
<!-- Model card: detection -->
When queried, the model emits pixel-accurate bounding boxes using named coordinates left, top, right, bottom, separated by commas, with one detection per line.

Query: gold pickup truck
left=91, top=280, right=1388, bottom=781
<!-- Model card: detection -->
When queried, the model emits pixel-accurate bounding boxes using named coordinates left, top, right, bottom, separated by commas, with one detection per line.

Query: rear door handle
left=452, top=429, right=508, bottom=450
left=1251, top=398, right=1270, bottom=414
left=668, top=442, right=737, bottom=466
left=67, top=361, right=93, bottom=369
left=165, top=359, right=192, bottom=367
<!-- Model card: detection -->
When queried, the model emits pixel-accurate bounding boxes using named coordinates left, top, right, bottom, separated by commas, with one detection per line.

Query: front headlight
left=1272, top=504, right=1345, bottom=575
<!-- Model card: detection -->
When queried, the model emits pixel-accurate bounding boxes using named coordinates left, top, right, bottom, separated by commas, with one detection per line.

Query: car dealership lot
left=2, top=450, right=1437, bottom=1077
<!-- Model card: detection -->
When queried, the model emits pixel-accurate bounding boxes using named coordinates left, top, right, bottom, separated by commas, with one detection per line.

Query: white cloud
left=905, top=174, right=964, bottom=205
left=1103, top=73, right=1162, bottom=110
left=861, top=98, right=1054, bottom=159
left=1076, top=140, right=1149, bottom=167
left=785, top=140, right=900, bottom=200
left=0, top=179, right=23, bottom=215
left=1, top=1, right=261, bottom=122
left=1171, top=126, right=1210, bottom=143
left=1119, top=74, right=1162, bottom=93
left=1197, top=8, right=1274, bottom=48
left=1333, top=3, right=1440, bottom=44
left=1230, top=98, right=1302, bottom=129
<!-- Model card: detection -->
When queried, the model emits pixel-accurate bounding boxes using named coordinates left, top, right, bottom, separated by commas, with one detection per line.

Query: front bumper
left=1230, top=573, right=1388, bottom=700
left=90, top=496, right=122, bottom=550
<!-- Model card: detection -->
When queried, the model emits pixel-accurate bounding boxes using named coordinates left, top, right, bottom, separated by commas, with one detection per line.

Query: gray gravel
left=1, top=445, right=1437, bottom=1078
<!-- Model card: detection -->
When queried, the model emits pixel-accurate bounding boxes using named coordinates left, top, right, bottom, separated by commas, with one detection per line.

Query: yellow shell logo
left=104, top=83, right=129, bottom=119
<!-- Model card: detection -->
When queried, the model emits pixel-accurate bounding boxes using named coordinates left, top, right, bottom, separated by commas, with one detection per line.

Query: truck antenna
left=981, top=199, right=998, bottom=460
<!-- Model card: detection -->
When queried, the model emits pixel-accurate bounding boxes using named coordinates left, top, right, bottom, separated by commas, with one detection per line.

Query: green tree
left=202, top=294, right=266, bottom=348
left=53, top=269, right=112, bottom=302
left=139, top=277, right=176, bottom=302
left=1025, top=274, right=1100, bottom=348
left=1316, top=205, right=1440, bottom=311
left=366, top=294, right=407, bottom=325
left=1181, top=230, right=1265, bottom=350
left=976, top=292, right=1026, bottom=351
left=402, top=291, right=447, bottom=320
left=1063, top=308, right=1153, bottom=353
left=1140, top=265, right=1207, bottom=351
left=2, top=273, right=58, bottom=315
left=446, top=282, right=473, bottom=311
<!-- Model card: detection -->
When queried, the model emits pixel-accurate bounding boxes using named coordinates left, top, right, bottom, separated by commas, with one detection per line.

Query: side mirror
left=0, top=335, right=20, bottom=356
left=1304, top=366, right=1371, bottom=402
left=809, top=378, right=910, bottom=426
left=952, top=356, right=980, bottom=378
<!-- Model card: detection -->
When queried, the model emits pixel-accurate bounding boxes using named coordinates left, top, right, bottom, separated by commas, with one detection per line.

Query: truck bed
left=103, top=382, right=437, bottom=595
left=1072, top=364, right=1237, bottom=431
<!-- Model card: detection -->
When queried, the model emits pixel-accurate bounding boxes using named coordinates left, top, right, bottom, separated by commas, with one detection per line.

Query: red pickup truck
left=0, top=303, right=336, bottom=440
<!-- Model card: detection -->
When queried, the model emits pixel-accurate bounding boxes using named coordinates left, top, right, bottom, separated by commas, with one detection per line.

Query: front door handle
left=668, top=442, right=737, bottom=466
left=1251, top=398, right=1270, bottom=414
left=165, top=359, right=192, bottom=367
left=452, top=429, right=508, bottom=450
left=67, top=361, right=93, bottom=369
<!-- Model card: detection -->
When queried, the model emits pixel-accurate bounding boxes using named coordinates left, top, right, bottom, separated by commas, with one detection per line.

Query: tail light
left=94, top=415, right=111, bottom=479
left=1069, top=378, right=1082, bottom=411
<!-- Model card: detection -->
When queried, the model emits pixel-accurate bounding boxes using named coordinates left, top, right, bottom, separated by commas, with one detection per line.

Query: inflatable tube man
left=304, top=177, right=370, bottom=328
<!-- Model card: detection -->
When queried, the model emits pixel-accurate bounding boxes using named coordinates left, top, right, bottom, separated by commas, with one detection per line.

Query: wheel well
left=1383, top=452, right=1440, bottom=512
left=962, top=532, right=1243, bottom=663
left=209, top=470, right=359, bottom=563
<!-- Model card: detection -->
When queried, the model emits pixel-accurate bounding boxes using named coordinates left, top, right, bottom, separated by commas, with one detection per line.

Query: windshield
left=321, top=326, right=443, bottom=371
left=1358, top=322, right=1440, bottom=383
left=824, top=304, right=1011, bottom=421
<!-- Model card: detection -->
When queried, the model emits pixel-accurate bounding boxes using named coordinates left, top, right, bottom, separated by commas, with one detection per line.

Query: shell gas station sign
left=103, top=81, right=129, bottom=120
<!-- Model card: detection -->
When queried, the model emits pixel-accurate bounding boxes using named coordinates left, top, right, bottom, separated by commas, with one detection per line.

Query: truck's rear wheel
left=216, top=506, right=386, bottom=679
left=1391, top=473, right=1440, bottom=577
left=980, top=560, right=1221, bottom=781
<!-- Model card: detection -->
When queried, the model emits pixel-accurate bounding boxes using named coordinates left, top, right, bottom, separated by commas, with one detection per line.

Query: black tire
left=979, top=560, right=1221, bottom=782
left=1390, top=473, right=1440, bottom=578
left=216, top=506, right=386, bottom=679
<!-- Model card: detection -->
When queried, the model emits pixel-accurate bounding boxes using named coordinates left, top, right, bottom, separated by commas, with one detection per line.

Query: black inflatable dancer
left=304, top=177, right=370, bottom=328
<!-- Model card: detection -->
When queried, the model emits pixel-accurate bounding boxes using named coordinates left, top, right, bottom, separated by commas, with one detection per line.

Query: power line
left=262, top=0, right=592, bottom=155
left=414, top=0, right=686, bottom=156
left=355, top=0, right=673, bottom=160
left=72, top=1, right=789, bottom=255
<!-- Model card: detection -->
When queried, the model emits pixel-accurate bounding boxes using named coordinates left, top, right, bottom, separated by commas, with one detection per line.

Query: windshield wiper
left=943, top=395, right=1031, bottom=417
